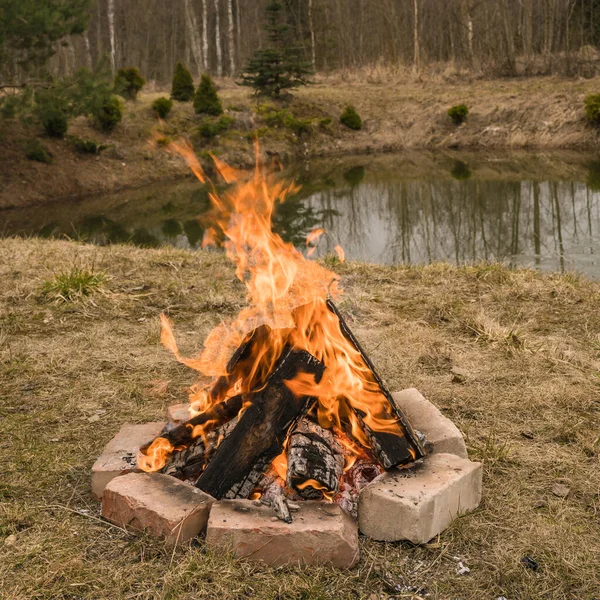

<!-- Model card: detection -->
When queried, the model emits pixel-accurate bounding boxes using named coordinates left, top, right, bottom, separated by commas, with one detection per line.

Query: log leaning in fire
left=157, top=394, right=244, bottom=449
left=286, top=419, right=345, bottom=499
left=325, top=299, right=426, bottom=468
left=195, top=347, right=325, bottom=500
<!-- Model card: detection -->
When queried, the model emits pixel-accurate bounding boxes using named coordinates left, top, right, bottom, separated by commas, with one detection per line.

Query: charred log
left=325, top=299, right=425, bottom=467
left=286, top=419, right=345, bottom=499
left=195, top=347, right=325, bottom=500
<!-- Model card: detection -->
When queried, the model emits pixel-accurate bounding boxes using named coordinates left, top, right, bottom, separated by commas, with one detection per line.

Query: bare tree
left=413, top=0, right=420, bottom=70
left=214, top=0, right=223, bottom=77
left=108, top=0, right=116, bottom=73
left=308, top=0, right=317, bottom=70
left=202, top=0, right=209, bottom=70
left=227, top=0, right=235, bottom=74
left=184, top=0, right=204, bottom=75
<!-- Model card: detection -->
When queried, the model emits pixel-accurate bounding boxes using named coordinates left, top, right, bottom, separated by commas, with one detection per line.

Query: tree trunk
left=413, top=0, right=420, bottom=70
left=308, top=0, right=317, bottom=70
left=83, top=32, right=92, bottom=69
left=227, top=0, right=235, bottom=75
left=202, top=0, right=209, bottom=70
left=214, top=0, right=223, bottom=77
left=108, top=0, right=116, bottom=73
left=184, top=0, right=204, bottom=76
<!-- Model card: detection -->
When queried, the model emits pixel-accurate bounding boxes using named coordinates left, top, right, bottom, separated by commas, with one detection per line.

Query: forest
left=4, top=0, right=600, bottom=85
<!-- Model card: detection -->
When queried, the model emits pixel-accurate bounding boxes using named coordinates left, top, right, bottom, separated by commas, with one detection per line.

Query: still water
left=2, top=151, right=600, bottom=278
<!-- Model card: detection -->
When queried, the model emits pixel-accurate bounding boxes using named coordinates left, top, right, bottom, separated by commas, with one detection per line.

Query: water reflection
left=1, top=152, right=599, bottom=278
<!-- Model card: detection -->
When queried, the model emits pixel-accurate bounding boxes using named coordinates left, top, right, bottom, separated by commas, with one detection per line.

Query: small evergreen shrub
left=171, top=62, right=195, bottom=102
left=41, top=107, right=68, bottom=137
left=151, top=96, right=173, bottom=119
left=340, top=105, right=362, bottom=130
left=448, top=104, right=469, bottom=125
left=584, top=94, right=600, bottom=126
left=194, top=74, right=223, bottom=116
left=114, top=67, right=145, bottom=100
left=93, top=95, right=123, bottom=132
left=197, top=114, right=234, bottom=138
left=283, top=114, right=313, bottom=136
left=25, top=139, right=53, bottom=164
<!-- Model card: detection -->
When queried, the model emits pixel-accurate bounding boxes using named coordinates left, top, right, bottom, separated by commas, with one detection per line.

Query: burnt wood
left=195, top=347, right=325, bottom=500
left=154, top=393, right=244, bottom=450
left=286, top=419, right=345, bottom=499
left=325, top=299, right=425, bottom=467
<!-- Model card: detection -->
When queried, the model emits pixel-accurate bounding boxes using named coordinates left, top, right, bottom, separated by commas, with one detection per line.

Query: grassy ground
left=3, top=75, right=600, bottom=209
left=1, top=237, right=599, bottom=599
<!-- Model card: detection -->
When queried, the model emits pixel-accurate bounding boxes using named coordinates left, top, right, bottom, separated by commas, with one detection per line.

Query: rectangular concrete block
left=392, top=389, right=468, bottom=459
left=358, top=453, right=482, bottom=544
left=206, top=500, right=359, bottom=568
left=91, top=421, right=166, bottom=499
left=102, top=472, right=215, bottom=546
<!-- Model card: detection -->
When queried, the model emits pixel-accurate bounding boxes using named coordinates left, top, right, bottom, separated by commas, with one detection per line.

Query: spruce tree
left=171, top=62, right=195, bottom=102
left=194, top=74, right=223, bottom=116
left=240, top=1, right=312, bottom=98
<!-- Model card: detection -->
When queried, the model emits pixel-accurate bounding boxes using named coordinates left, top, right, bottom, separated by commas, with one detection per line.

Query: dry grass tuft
left=1, top=238, right=599, bottom=599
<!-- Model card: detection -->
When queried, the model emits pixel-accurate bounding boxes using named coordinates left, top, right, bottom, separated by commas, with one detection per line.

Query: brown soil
left=1, top=237, right=599, bottom=599
left=2, top=75, right=600, bottom=210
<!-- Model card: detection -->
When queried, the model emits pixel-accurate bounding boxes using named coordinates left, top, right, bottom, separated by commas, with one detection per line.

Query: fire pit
left=91, top=146, right=482, bottom=568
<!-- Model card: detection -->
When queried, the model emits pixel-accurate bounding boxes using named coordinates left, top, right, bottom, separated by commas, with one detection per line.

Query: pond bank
left=1, top=237, right=599, bottom=599
left=2, top=75, right=600, bottom=210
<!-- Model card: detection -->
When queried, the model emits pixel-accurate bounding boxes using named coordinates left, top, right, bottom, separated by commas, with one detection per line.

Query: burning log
left=325, top=299, right=425, bottom=468
left=154, top=393, right=243, bottom=450
left=286, top=419, right=344, bottom=499
left=195, top=347, right=325, bottom=500
left=161, top=419, right=238, bottom=481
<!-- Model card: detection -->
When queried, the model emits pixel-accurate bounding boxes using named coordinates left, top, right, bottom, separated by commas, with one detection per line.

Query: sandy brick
left=102, top=472, right=214, bottom=546
left=206, top=500, right=359, bottom=568
left=392, top=388, right=468, bottom=459
left=91, top=421, right=166, bottom=499
left=358, top=453, right=482, bottom=544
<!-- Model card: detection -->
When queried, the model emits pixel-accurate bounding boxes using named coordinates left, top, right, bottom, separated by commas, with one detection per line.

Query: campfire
left=93, top=142, right=482, bottom=567
left=136, top=141, right=424, bottom=518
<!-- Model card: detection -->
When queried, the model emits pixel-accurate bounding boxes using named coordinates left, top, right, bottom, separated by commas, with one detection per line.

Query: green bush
left=319, top=117, right=333, bottom=130
left=448, top=104, right=469, bottom=125
left=151, top=96, right=173, bottom=119
left=283, top=113, right=313, bottom=136
left=584, top=94, right=600, bottom=126
left=197, top=114, right=234, bottom=139
left=93, top=95, right=123, bottom=132
left=194, top=74, right=223, bottom=116
left=25, top=139, right=53, bottom=164
left=0, top=95, right=18, bottom=119
left=41, top=108, right=68, bottom=138
left=171, top=62, right=195, bottom=102
left=66, top=135, right=106, bottom=154
left=114, top=66, right=145, bottom=100
left=340, top=105, right=362, bottom=130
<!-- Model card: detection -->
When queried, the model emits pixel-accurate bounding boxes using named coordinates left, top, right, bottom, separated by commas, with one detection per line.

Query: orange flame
left=296, top=479, right=335, bottom=502
left=139, top=139, right=407, bottom=478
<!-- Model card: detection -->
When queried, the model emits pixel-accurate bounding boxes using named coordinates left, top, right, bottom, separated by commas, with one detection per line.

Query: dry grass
left=1, top=237, right=600, bottom=599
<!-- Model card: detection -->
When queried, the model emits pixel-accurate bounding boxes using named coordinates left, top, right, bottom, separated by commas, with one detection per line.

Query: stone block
left=392, top=388, right=468, bottom=459
left=358, top=453, right=482, bottom=544
left=102, top=472, right=214, bottom=546
left=206, top=500, right=359, bottom=568
left=91, top=421, right=166, bottom=499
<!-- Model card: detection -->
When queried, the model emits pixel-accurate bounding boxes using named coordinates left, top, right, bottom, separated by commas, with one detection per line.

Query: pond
left=2, top=150, right=600, bottom=278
